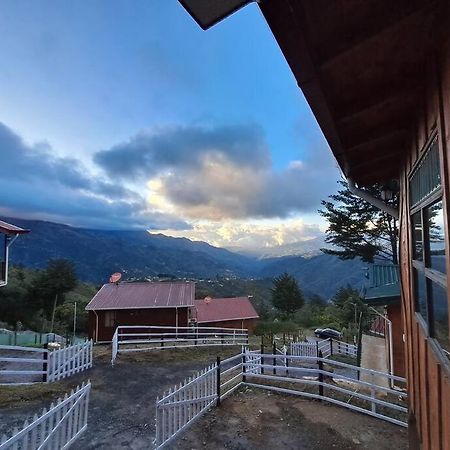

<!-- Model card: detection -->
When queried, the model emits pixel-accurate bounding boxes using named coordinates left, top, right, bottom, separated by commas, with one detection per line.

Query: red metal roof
left=85, top=281, right=195, bottom=310
left=195, top=297, right=259, bottom=323
left=0, top=220, right=30, bottom=235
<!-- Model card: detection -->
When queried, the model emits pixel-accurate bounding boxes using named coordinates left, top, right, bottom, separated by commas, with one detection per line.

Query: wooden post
left=43, top=344, right=48, bottom=382
left=318, top=350, right=324, bottom=398
left=286, top=346, right=289, bottom=376
left=216, top=356, right=221, bottom=406
left=273, top=342, right=276, bottom=375
left=316, top=340, right=319, bottom=358
left=161, top=336, right=164, bottom=347
left=242, top=351, right=247, bottom=383
left=260, top=344, right=264, bottom=375
left=329, top=337, right=333, bottom=356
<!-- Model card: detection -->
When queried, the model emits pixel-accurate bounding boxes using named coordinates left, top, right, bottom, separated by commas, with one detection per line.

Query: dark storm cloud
left=94, top=124, right=271, bottom=180
left=95, top=124, right=339, bottom=220
left=0, top=122, right=189, bottom=230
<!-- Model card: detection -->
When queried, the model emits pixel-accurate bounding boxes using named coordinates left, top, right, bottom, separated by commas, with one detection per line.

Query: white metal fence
left=0, top=340, right=93, bottom=385
left=155, top=348, right=407, bottom=447
left=242, top=350, right=407, bottom=427
left=112, top=326, right=248, bottom=365
left=155, top=350, right=245, bottom=449
left=0, top=381, right=91, bottom=449
left=290, top=338, right=357, bottom=359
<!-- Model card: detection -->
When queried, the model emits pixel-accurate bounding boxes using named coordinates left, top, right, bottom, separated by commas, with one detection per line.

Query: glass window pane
left=412, top=213, right=423, bottom=261
left=430, top=281, right=449, bottom=354
left=426, top=200, right=446, bottom=273
left=414, top=268, right=428, bottom=323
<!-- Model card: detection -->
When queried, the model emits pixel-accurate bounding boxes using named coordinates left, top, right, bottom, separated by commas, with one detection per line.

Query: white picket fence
left=155, top=349, right=407, bottom=447
left=155, top=364, right=218, bottom=448
left=0, top=340, right=93, bottom=385
left=48, top=340, right=93, bottom=382
left=112, top=326, right=248, bottom=365
left=155, top=350, right=245, bottom=449
left=290, top=338, right=357, bottom=359
left=0, top=382, right=91, bottom=449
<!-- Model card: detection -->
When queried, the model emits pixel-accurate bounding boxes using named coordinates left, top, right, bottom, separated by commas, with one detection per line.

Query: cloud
left=0, top=122, right=189, bottom=230
left=150, top=218, right=325, bottom=250
left=95, top=124, right=339, bottom=220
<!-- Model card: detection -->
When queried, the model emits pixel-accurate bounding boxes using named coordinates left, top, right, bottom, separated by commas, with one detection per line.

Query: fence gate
left=155, top=364, right=217, bottom=448
left=0, top=382, right=91, bottom=449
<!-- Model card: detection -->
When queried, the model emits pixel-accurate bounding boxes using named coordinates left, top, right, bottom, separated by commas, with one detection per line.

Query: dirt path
left=177, top=387, right=408, bottom=450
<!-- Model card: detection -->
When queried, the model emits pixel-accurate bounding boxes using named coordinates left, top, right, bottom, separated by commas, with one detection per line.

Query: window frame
left=409, top=132, right=449, bottom=356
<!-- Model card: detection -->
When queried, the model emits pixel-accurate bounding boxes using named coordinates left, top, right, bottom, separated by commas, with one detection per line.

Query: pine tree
left=271, top=273, right=304, bottom=317
left=319, top=180, right=398, bottom=264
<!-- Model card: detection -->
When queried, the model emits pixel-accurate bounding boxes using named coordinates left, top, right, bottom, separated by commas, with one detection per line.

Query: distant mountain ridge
left=3, top=217, right=367, bottom=298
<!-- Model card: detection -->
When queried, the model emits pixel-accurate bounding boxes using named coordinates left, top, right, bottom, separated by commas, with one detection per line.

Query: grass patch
left=0, top=381, right=80, bottom=409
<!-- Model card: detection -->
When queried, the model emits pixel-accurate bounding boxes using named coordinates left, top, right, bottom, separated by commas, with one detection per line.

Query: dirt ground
left=176, top=387, right=408, bottom=450
left=0, top=345, right=408, bottom=449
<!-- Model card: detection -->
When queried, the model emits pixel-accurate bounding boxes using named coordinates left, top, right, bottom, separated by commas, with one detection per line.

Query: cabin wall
left=198, top=318, right=258, bottom=332
left=386, top=303, right=406, bottom=377
left=88, top=308, right=189, bottom=342
left=399, top=23, right=450, bottom=449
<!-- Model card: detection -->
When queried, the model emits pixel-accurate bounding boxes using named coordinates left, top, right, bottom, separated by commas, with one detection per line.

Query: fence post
left=273, top=342, right=276, bottom=375
left=242, top=350, right=247, bottom=383
left=318, top=350, right=323, bottom=399
left=43, top=344, right=48, bottom=383
left=329, top=337, right=333, bottom=356
left=216, top=356, right=221, bottom=406
left=161, top=336, right=164, bottom=348
left=286, top=346, right=289, bottom=376
left=260, top=344, right=264, bottom=375
left=316, top=341, right=319, bottom=358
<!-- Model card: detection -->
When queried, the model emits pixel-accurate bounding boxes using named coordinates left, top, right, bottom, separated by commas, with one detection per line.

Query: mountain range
left=4, top=217, right=368, bottom=299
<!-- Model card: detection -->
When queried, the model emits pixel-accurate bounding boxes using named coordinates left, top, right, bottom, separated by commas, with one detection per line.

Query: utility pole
left=50, top=293, right=58, bottom=333
left=73, top=302, right=77, bottom=341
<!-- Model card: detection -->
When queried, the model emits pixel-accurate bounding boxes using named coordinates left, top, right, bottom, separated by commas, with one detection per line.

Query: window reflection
left=414, top=269, right=428, bottom=324
left=427, top=201, right=446, bottom=273
left=412, top=213, right=423, bottom=261
left=430, top=281, right=449, bottom=353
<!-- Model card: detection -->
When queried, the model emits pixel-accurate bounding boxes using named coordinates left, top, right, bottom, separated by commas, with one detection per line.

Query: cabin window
left=410, top=135, right=449, bottom=355
left=104, top=311, right=115, bottom=328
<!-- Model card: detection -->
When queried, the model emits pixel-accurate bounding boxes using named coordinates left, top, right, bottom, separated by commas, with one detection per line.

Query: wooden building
left=0, top=220, right=29, bottom=287
left=193, top=296, right=259, bottom=331
left=364, top=264, right=405, bottom=378
left=179, top=0, right=450, bottom=447
left=86, top=281, right=195, bottom=342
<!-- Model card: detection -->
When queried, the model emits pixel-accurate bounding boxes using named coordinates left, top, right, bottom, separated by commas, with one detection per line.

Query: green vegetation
left=271, top=272, right=304, bottom=318
left=0, top=261, right=96, bottom=338
left=319, top=180, right=398, bottom=264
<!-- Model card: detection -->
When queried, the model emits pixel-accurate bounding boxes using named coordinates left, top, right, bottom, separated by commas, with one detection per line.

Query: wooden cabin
left=85, top=281, right=195, bottom=342
left=193, top=296, right=259, bottom=331
left=179, top=1, right=450, bottom=447
left=364, top=264, right=405, bottom=378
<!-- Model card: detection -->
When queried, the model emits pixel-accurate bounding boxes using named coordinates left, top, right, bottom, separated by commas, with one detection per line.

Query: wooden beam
left=318, top=3, right=436, bottom=71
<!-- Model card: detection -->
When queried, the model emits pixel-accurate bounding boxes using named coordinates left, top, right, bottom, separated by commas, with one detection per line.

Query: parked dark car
left=314, top=328, right=342, bottom=339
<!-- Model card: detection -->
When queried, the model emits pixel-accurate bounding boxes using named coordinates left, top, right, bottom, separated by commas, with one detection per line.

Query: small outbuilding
left=86, top=281, right=195, bottom=342
left=193, top=296, right=259, bottom=331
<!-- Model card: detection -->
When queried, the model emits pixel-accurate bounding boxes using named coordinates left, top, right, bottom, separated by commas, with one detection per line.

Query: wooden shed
left=179, top=1, right=450, bottom=447
left=193, top=296, right=259, bottom=331
left=85, top=281, right=195, bottom=342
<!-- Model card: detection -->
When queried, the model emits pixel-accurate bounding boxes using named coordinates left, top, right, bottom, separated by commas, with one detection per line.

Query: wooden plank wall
left=399, top=17, right=450, bottom=449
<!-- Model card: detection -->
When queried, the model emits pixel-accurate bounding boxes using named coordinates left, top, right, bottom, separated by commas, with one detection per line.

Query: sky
left=0, top=0, right=341, bottom=251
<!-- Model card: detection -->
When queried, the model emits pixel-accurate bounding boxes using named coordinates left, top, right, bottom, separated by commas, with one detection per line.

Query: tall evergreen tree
left=271, top=273, right=304, bottom=317
left=319, top=180, right=398, bottom=264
